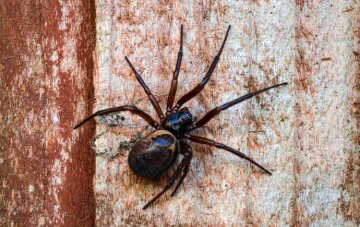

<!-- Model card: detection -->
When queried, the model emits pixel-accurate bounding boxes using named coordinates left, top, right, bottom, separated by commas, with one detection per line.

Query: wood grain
left=1, top=0, right=358, bottom=226
left=0, top=1, right=95, bottom=225
left=93, top=0, right=359, bottom=226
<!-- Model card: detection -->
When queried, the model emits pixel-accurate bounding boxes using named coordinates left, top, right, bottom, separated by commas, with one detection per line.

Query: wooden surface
left=93, top=0, right=359, bottom=226
left=1, top=0, right=359, bottom=226
left=0, top=1, right=95, bottom=225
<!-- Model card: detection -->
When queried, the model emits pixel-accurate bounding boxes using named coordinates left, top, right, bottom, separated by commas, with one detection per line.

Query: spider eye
left=179, top=110, right=192, bottom=122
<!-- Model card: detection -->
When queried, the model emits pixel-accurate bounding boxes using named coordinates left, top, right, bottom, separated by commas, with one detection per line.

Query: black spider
left=74, top=25, right=287, bottom=209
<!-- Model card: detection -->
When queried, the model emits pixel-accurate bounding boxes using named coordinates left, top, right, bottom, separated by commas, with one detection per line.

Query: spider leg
left=189, top=82, right=288, bottom=131
left=143, top=141, right=192, bottom=209
left=187, top=134, right=271, bottom=175
left=125, top=57, right=165, bottom=121
left=171, top=141, right=192, bottom=197
left=73, top=105, right=159, bottom=129
left=173, top=25, right=231, bottom=112
left=166, top=25, right=184, bottom=115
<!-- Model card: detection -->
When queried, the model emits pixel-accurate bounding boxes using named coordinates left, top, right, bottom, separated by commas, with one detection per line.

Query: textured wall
left=1, top=0, right=358, bottom=226
left=0, top=1, right=95, bottom=226
left=93, top=0, right=359, bottom=226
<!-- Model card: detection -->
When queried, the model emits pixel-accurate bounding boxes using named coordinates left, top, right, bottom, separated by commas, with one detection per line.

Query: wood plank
left=0, top=1, right=96, bottom=225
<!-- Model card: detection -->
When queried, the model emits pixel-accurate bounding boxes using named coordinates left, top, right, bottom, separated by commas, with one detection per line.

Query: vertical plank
left=92, top=0, right=359, bottom=226
left=0, top=0, right=96, bottom=225
left=292, top=0, right=359, bottom=225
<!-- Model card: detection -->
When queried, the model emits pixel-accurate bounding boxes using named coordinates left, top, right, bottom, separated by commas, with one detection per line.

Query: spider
left=74, top=25, right=287, bottom=209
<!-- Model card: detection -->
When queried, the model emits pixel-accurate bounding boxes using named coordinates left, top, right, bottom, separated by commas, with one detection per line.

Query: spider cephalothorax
left=163, top=107, right=194, bottom=138
left=74, top=25, right=287, bottom=209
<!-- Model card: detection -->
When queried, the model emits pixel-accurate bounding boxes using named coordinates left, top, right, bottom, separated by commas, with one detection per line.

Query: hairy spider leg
left=125, top=57, right=165, bottom=121
left=143, top=141, right=193, bottom=209
left=190, top=82, right=288, bottom=130
left=173, top=25, right=231, bottom=112
left=73, top=105, right=159, bottom=129
left=188, top=135, right=271, bottom=175
left=166, top=25, right=184, bottom=115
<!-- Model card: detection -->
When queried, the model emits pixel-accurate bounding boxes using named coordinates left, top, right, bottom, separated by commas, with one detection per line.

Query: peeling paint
left=0, top=0, right=95, bottom=226
left=1, top=0, right=358, bottom=226
left=28, top=185, right=35, bottom=193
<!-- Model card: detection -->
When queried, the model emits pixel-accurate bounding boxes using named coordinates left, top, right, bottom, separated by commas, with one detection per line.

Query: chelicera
left=74, top=25, right=287, bottom=209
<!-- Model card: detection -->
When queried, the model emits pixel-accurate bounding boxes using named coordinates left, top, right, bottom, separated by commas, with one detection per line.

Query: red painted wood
left=0, top=1, right=96, bottom=225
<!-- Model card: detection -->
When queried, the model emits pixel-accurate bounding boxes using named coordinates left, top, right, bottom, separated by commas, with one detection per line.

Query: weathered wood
left=0, top=1, right=95, bottom=225
left=1, top=0, right=358, bottom=226
left=94, top=0, right=359, bottom=226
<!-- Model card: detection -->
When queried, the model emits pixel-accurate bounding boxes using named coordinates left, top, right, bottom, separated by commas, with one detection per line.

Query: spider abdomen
left=128, top=130, right=179, bottom=179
